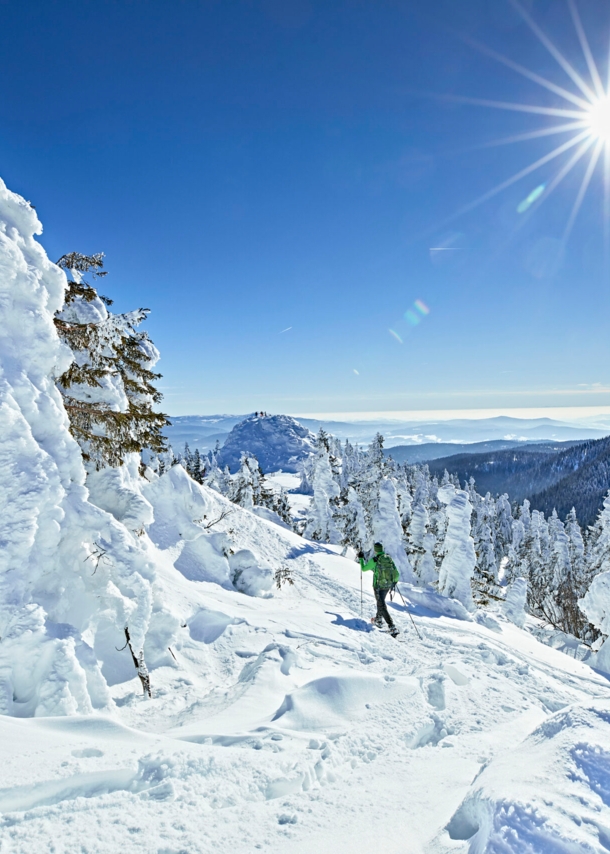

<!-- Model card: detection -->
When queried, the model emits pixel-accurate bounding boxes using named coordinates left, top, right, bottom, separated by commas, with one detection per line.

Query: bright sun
left=587, top=97, right=610, bottom=142
left=443, top=0, right=610, bottom=244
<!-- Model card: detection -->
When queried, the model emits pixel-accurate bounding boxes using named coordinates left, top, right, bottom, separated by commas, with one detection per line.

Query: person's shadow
left=326, top=612, right=373, bottom=632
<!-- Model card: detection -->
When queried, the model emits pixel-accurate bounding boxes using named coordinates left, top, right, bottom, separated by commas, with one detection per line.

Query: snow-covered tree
left=472, top=492, right=499, bottom=604
left=494, top=494, right=514, bottom=564
left=231, top=453, right=256, bottom=510
left=371, top=478, right=411, bottom=579
left=338, top=486, right=369, bottom=556
left=304, top=441, right=341, bottom=543
left=54, top=252, right=169, bottom=469
left=436, top=484, right=476, bottom=611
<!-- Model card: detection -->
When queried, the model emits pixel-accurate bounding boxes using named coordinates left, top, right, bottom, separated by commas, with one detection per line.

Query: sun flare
left=587, top=97, right=610, bottom=142
left=443, top=0, right=610, bottom=246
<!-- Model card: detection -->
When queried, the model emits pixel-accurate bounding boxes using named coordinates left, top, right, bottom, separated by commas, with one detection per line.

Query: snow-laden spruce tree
left=547, top=510, right=579, bottom=632
left=409, top=504, right=437, bottom=585
left=527, top=509, right=551, bottom=616
left=436, top=484, right=476, bottom=611
left=503, top=577, right=528, bottom=627
left=304, top=439, right=341, bottom=543
left=471, top=492, right=499, bottom=604
left=578, top=491, right=610, bottom=665
left=407, top=468, right=437, bottom=585
left=339, top=486, right=369, bottom=556
left=371, top=478, right=412, bottom=579
left=54, top=253, right=169, bottom=469
left=494, top=493, right=514, bottom=565
left=231, top=453, right=258, bottom=510
left=586, top=490, right=610, bottom=579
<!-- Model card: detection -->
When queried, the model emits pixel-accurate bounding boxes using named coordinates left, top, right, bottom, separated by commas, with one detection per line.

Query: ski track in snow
left=3, top=492, right=610, bottom=854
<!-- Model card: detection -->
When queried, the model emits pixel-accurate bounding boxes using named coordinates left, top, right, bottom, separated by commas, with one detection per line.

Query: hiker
left=360, top=542, right=400, bottom=637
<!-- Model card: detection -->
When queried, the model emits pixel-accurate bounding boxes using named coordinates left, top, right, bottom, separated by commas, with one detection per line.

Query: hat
left=373, top=542, right=383, bottom=553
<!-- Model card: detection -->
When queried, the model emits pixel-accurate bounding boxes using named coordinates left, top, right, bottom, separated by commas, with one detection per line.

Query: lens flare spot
left=517, top=183, right=545, bottom=214
left=389, top=328, right=403, bottom=343
left=414, top=299, right=430, bottom=316
left=405, top=310, right=420, bottom=326
left=353, top=368, right=360, bottom=375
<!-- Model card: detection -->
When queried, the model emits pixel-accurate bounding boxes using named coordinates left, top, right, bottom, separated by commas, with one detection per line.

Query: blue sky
left=2, top=0, right=609, bottom=417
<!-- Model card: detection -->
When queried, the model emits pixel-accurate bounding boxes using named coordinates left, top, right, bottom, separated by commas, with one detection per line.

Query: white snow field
left=2, top=177, right=610, bottom=854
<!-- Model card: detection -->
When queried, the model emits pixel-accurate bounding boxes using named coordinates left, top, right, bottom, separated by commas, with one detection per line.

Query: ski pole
left=395, top=585, right=422, bottom=641
left=360, top=565, right=363, bottom=618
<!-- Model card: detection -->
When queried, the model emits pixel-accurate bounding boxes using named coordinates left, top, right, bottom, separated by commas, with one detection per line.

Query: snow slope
left=2, top=482, right=610, bottom=853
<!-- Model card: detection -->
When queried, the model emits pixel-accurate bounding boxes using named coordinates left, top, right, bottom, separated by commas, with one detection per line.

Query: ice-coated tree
left=338, top=486, right=369, bottom=556
left=340, top=439, right=361, bottom=491
left=395, top=470, right=413, bottom=535
left=504, top=516, right=525, bottom=586
left=304, top=441, right=341, bottom=544
left=472, top=492, right=499, bottom=604
left=527, top=509, right=550, bottom=614
left=503, top=577, right=528, bottom=628
left=274, top=488, right=294, bottom=529
left=494, top=494, right=514, bottom=564
left=231, top=453, right=256, bottom=510
left=579, top=571, right=610, bottom=673
left=436, top=484, right=476, bottom=611
left=371, top=478, right=411, bottom=579
left=587, top=490, right=610, bottom=579
left=407, top=470, right=436, bottom=585
left=54, top=252, right=169, bottom=469
left=566, top=507, right=586, bottom=585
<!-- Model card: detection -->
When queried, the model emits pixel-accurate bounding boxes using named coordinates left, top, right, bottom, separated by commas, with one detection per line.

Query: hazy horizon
left=167, top=405, right=610, bottom=425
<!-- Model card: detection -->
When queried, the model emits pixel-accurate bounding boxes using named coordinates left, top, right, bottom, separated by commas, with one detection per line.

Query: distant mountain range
left=426, top=435, right=610, bottom=527
left=164, top=415, right=243, bottom=453
left=165, top=413, right=609, bottom=452
left=384, top=439, right=582, bottom=465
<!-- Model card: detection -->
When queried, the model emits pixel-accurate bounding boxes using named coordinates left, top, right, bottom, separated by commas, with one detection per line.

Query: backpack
left=374, top=553, right=397, bottom=588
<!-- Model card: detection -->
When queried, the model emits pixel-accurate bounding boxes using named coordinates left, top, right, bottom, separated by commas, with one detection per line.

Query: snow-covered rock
left=217, top=413, right=315, bottom=473
left=228, top=549, right=274, bottom=598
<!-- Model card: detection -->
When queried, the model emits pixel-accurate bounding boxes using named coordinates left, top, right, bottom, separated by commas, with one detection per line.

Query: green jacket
left=360, top=551, right=399, bottom=589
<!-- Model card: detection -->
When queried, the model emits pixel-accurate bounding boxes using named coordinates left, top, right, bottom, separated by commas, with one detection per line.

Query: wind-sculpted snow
left=444, top=703, right=610, bottom=852
left=217, top=413, right=316, bottom=473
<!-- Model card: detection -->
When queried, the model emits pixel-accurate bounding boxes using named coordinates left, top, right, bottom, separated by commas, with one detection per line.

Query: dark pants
left=374, top=587, right=394, bottom=628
